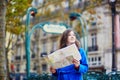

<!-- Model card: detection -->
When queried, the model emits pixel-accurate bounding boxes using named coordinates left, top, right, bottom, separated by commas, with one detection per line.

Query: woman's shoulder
left=78, top=48, right=86, bottom=58
left=79, top=48, right=84, bottom=51
left=78, top=48, right=85, bottom=54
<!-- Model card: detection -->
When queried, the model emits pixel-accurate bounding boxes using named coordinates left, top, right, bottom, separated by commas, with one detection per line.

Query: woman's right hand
left=50, top=66, right=56, bottom=74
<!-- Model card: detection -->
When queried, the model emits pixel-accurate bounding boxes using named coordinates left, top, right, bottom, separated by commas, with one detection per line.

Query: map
left=44, top=44, right=81, bottom=68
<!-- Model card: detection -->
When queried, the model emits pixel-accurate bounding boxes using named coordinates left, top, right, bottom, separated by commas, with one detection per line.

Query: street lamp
left=25, top=7, right=37, bottom=79
left=108, top=0, right=117, bottom=71
left=69, top=12, right=88, bottom=56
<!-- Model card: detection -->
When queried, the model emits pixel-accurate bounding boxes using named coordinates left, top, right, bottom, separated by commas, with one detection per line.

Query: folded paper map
left=44, top=44, right=81, bottom=68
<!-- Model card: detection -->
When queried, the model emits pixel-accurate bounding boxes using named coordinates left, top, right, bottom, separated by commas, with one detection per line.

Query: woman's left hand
left=72, top=59, right=80, bottom=69
left=50, top=66, right=56, bottom=74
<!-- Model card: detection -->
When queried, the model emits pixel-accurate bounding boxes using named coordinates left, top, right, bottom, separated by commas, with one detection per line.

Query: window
left=88, top=33, right=98, bottom=51
left=16, top=47, right=21, bottom=60
left=16, top=64, right=20, bottom=72
left=51, top=40, right=57, bottom=52
left=33, top=63, right=37, bottom=70
left=17, top=35, right=21, bottom=42
left=17, top=47, right=21, bottom=56
left=98, top=56, right=101, bottom=65
left=23, top=55, right=26, bottom=59
left=91, top=33, right=97, bottom=46
left=42, top=64, right=47, bottom=71
left=89, top=56, right=102, bottom=67
left=33, top=43, right=37, bottom=54
left=31, top=53, right=35, bottom=58
left=42, top=41, right=47, bottom=53
left=43, top=32, right=47, bottom=36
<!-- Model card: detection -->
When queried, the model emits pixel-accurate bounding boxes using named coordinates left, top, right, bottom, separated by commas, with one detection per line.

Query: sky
left=32, top=0, right=44, bottom=7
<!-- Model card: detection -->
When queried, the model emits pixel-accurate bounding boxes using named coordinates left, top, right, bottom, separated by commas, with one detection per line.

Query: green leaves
left=6, top=25, right=25, bottom=35
left=6, top=0, right=32, bottom=35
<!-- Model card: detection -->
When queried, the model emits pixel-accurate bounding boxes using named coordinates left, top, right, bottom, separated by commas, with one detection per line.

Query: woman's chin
left=70, top=42, right=75, bottom=44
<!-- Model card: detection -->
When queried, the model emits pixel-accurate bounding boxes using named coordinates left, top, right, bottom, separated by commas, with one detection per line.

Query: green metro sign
left=42, top=23, right=69, bottom=34
left=29, top=22, right=70, bottom=36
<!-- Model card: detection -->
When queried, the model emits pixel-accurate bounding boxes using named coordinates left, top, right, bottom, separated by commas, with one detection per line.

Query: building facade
left=10, top=0, right=120, bottom=74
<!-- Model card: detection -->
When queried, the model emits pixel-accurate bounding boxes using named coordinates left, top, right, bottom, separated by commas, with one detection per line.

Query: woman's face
left=67, top=31, right=76, bottom=45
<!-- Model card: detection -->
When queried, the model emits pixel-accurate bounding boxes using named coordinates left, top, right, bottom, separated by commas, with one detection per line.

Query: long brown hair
left=59, top=29, right=80, bottom=49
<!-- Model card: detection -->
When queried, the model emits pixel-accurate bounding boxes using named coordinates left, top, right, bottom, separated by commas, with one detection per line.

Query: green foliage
left=7, top=0, right=32, bottom=15
left=6, top=25, right=25, bottom=35
left=5, top=1, right=32, bottom=79
left=6, top=0, right=32, bottom=35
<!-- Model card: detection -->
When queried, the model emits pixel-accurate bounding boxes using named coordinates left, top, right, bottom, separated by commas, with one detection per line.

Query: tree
left=5, top=0, right=32, bottom=79
left=5, top=0, right=32, bottom=56
left=0, top=0, right=7, bottom=79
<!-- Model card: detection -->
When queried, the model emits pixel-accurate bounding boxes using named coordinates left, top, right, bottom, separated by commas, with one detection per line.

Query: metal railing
left=10, top=71, right=120, bottom=80
left=28, top=74, right=57, bottom=80
left=107, top=71, right=120, bottom=80
left=83, top=71, right=120, bottom=80
left=83, top=71, right=105, bottom=80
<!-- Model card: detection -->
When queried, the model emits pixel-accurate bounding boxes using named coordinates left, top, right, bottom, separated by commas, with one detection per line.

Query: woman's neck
left=67, top=43, right=74, bottom=46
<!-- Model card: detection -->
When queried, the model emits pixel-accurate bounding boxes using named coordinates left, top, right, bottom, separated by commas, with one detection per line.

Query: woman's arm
left=50, top=48, right=88, bottom=74
left=50, top=66, right=58, bottom=76
left=78, top=48, right=89, bottom=73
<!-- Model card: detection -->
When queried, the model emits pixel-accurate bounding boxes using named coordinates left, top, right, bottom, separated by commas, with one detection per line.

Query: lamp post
left=69, top=12, right=88, bottom=56
left=108, top=0, right=117, bottom=71
left=25, top=7, right=37, bottom=79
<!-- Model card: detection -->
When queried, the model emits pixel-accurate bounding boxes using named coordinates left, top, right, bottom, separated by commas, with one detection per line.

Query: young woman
left=50, top=29, right=88, bottom=80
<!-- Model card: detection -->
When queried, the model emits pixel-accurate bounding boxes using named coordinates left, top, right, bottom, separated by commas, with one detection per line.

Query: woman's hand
left=72, top=59, right=80, bottom=69
left=50, top=66, right=56, bottom=74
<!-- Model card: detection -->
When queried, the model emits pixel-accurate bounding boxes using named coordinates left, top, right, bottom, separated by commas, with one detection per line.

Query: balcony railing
left=23, top=55, right=26, bottom=59
left=15, top=56, right=21, bottom=60
left=40, top=52, right=47, bottom=57
left=88, top=45, right=98, bottom=52
left=31, top=53, right=35, bottom=58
